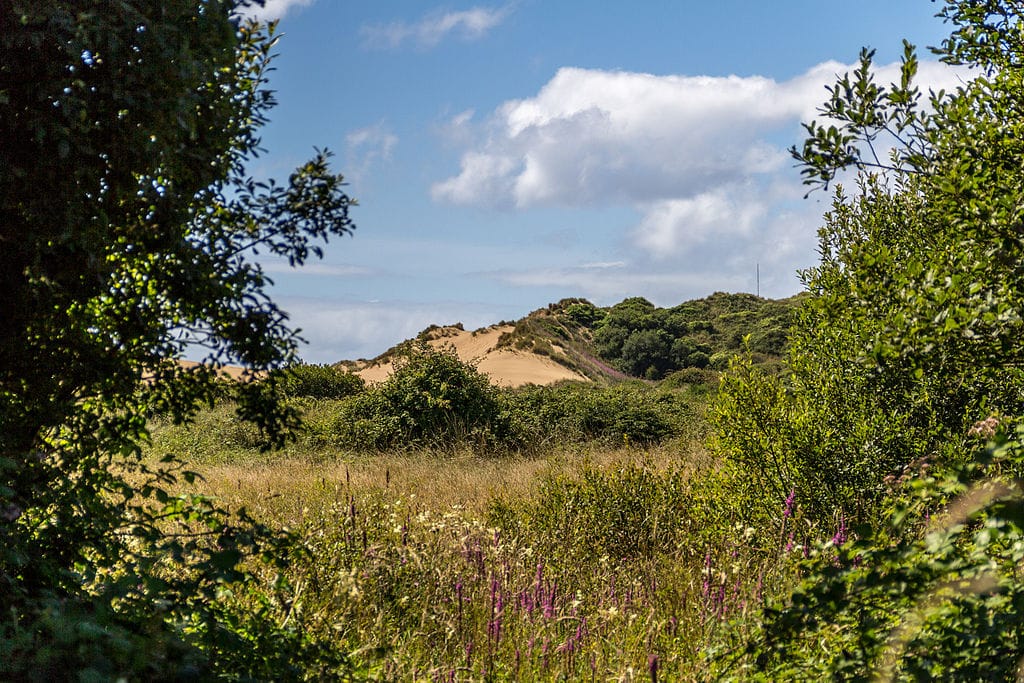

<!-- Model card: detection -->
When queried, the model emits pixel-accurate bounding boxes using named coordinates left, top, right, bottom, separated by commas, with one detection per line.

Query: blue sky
left=242, top=1, right=964, bottom=363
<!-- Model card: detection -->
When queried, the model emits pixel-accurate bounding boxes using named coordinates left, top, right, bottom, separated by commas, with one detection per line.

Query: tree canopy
left=712, top=1, right=1024, bottom=677
left=1, top=1, right=355, bottom=676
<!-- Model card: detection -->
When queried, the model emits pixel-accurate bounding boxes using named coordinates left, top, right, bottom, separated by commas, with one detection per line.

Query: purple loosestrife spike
left=648, top=654, right=659, bottom=683
left=456, top=580, right=464, bottom=634
left=545, top=580, right=558, bottom=618
left=783, top=489, right=796, bottom=518
left=832, top=513, right=848, bottom=546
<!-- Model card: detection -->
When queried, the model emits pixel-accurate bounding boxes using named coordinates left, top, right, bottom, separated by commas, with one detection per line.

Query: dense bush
left=711, top=2, right=1024, bottom=677
left=272, top=363, right=365, bottom=399
left=327, top=342, right=504, bottom=450
left=660, top=367, right=719, bottom=388
left=499, top=381, right=695, bottom=451
left=154, top=362, right=702, bottom=459
left=589, top=293, right=795, bottom=380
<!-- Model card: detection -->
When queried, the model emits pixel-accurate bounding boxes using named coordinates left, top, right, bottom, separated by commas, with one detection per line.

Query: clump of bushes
left=328, top=341, right=505, bottom=451
left=500, top=382, right=695, bottom=451
left=272, top=362, right=365, bottom=399
left=153, top=346, right=702, bottom=459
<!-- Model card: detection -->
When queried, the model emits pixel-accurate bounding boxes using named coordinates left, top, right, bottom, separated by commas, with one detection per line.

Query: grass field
left=147, top=400, right=801, bottom=680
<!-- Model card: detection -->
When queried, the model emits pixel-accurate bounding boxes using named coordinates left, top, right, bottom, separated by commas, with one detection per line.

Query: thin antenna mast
left=756, top=262, right=760, bottom=298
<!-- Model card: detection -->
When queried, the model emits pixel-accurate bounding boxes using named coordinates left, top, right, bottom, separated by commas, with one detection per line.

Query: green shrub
left=563, top=300, right=603, bottom=326
left=323, top=341, right=503, bottom=451
left=723, top=425, right=1024, bottom=680
left=499, top=382, right=692, bottom=450
left=272, top=363, right=365, bottom=399
left=661, top=367, right=719, bottom=388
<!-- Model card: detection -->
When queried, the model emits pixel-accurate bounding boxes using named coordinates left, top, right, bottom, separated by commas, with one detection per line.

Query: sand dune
left=354, top=325, right=587, bottom=387
left=177, top=359, right=253, bottom=380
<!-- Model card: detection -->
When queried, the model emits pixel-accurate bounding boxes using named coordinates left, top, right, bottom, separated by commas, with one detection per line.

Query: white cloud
left=491, top=264, right=758, bottom=305
left=361, top=5, right=513, bottom=49
left=280, top=297, right=517, bottom=363
left=432, top=60, right=967, bottom=259
left=345, top=123, right=398, bottom=183
left=238, top=0, right=315, bottom=21
left=261, top=261, right=375, bottom=278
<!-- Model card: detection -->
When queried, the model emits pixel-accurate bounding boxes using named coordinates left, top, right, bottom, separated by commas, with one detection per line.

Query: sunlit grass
left=176, top=440, right=712, bottom=525
left=140, top=436, right=800, bottom=680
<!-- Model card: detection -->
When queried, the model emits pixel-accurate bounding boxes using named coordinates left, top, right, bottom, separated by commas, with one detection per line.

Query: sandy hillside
left=354, top=325, right=587, bottom=388
left=177, top=359, right=253, bottom=380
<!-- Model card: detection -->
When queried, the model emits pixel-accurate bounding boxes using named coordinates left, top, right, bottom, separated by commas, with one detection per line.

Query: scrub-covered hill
left=340, top=292, right=803, bottom=386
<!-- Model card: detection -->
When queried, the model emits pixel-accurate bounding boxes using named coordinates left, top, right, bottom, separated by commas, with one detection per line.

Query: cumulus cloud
left=361, top=5, right=513, bottom=49
left=432, top=60, right=967, bottom=258
left=238, top=0, right=315, bottom=21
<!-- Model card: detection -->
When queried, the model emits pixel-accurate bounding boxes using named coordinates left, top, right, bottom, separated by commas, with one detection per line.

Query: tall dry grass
left=143, top=438, right=806, bottom=680
left=184, top=441, right=711, bottom=526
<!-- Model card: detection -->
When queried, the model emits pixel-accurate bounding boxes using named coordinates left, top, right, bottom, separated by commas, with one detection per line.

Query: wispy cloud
left=238, top=0, right=315, bottom=21
left=345, top=123, right=398, bottom=183
left=361, top=5, right=513, bottom=50
left=261, top=262, right=375, bottom=278
left=488, top=265, right=754, bottom=304
left=280, top=297, right=517, bottom=363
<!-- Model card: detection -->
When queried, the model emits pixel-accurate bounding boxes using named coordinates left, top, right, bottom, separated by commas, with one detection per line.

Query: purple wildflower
left=648, top=654, right=659, bottom=683
left=783, top=489, right=796, bottom=518
left=832, top=514, right=848, bottom=546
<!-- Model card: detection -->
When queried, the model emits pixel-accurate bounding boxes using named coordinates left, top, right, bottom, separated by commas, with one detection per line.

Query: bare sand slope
left=355, top=325, right=587, bottom=387
left=177, top=359, right=253, bottom=380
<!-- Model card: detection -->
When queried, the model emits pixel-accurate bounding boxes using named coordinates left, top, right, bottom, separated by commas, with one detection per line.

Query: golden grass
left=178, top=440, right=712, bottom=528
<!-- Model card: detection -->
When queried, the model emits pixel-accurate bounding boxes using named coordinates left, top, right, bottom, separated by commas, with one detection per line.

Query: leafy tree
left=713, top=0, right=1024, bottom=676
left=714, top=0, right=1024, bottom=522
left=619, top=328, right=672, bottom=379
left=1, top=1, right=354, bottom=677
left=670, top=337, right=711, bottom=369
